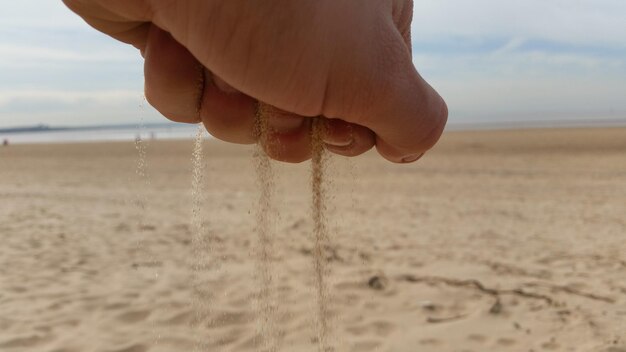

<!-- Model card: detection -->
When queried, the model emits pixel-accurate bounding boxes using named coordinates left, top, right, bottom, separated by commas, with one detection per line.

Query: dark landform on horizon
left=0, top=122, right=183, bottom=134
left=2, top=117, right=626, bottom=135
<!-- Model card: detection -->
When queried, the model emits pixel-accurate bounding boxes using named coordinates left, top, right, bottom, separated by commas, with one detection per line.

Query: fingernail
left=323, top=138, right=353, bottom=148
left=401, top=153, right=425, bottom=163
left=267, top=115, right=304, bottom=133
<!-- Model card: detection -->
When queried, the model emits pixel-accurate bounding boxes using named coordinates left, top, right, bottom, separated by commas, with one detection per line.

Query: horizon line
left=2, top=117, right=626, bottom=135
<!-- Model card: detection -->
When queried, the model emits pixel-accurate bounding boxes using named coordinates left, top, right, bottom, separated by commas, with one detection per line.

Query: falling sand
left=310, top=119, right=333, bottom=352
left=132, top=97, right=153, bottom=265
left=253, top=103, right=281, bottom=351
left=191, top=125, right=207, bottom=272
left=133, top=99, right=149, bottom=221
left=190, top=125, right=210, bottom=352
left=133, top=97, right=154, bottom=267
left=254, top=105, right=334, bottom=351
left=131, top=98, right=334, bottom=351
left=132, top=98, right=164, bottom=347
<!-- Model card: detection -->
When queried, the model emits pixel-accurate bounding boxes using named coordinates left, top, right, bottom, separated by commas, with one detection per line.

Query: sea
left=0, top=123, right=202, bottom=145
left=2, top=118, right=626, bottom=145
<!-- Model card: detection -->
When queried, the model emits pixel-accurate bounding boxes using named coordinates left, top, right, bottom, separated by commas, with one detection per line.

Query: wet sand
left=1, top=127, right=625, bottom=352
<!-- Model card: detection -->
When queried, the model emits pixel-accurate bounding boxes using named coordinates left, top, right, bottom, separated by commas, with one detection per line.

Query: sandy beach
left=1, top=127, right=625, bottom=352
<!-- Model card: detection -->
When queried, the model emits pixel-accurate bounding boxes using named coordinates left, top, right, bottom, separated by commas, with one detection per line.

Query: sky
left=0, top=0, right=625, bottom=128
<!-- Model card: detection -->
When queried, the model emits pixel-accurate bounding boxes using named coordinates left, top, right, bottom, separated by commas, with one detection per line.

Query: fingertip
left=373, top=81, right=447, bottom=163
left=401, top=152, right=425, bottom=163
left=263, top=121, right=312, bottom=163
left=253, top=105, right=311, bottom=163
left=265, top=107, right=306, bottom=134
left=374, top=136, right=425, bottom=164
left=143, top=25, right=203, bottom=123
left=199, top=70, right=257, bottom=144
left=321, top=118, right=375, bottom=157
left=321, top=22, right=448, bottom=164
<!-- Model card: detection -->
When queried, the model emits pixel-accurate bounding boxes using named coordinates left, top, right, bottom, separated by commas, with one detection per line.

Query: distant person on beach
left=64, top=0, right=447, bottom=163
left=2, top=139, right=8, bottom=147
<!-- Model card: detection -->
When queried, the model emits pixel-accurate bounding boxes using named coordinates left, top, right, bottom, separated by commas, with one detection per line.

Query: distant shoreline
left=444, top=118, right=626, bottom=131
left=2, top=118, right=626, bottom=135
left=0, top=122, right=186, bottom=134
left=0, top=123, right=201, bottom=145
left=2, top=119, right=626, bottom=145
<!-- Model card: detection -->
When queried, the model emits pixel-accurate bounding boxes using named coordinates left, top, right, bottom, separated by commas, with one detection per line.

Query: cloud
left=0, top=1, right=86, bottom=30
left=411, top=0, right=626, bottom=48
left=1, top=0, right=625, bottom=128
left=406, top=1, right=626, bottom=124
left=414, top=46, right=625, bottom=79
left=0, top=90, right=162, bottom=127
left=0, top=44, right=137, bottom=65
left=421, top=69, right=626, bottom=124
left=0, top=90, right=142, bottom=107
left=0, top=9, right=143, bottom=92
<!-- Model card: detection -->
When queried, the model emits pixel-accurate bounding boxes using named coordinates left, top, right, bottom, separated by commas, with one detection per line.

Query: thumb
left=369, top=67, right=448, bottom=163
left=323, top=19, right=447, bottom=163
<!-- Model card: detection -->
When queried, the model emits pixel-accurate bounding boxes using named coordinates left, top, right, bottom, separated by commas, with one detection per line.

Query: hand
left=63, top=0, right=447, bottom=163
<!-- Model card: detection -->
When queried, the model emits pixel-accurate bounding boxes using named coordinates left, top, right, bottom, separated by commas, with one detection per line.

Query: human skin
left=63, top=0, right=447, bottom=163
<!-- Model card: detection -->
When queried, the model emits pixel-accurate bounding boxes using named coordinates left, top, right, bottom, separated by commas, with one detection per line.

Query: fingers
left=368, top=12, right=447, bottom=163
left=143, top=26, right=365, bottom=161
left=321, top=119, right=375, bottom=157
left=371, top=74, right=447, bottom=163
left=257, top=105, right=375, bottom=162
left=379, top=0, right=441, bottom=164
left=66, top=0, right=446, bottom=164
left=144, top=25, right=203, bottom=123
left=143, top=25, right=258, bottom=144
left=199, top=68, right=257, bottom=144
left=321, top=16, right=447, bottom=164
left=258, top=105, right=311, bottom=163
left=371, top=72, right=447, bottom=163
left=144, top=23, right=434, bottom=164
left=368, top=19, right=447, bottom=163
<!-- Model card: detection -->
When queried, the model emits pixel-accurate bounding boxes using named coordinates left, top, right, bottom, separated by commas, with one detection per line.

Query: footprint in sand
left=541, top=340, right=560, bottom=350
left=161, top=310, right=193, bottom=326
left=466, top=334, right=488, bottom=343
left=346, top=325, right=367, bottom=335
left=214, top=327, right=247, bottom=346
left=104, top=302, right=130, bottom=311
left=8, top=286, right=27, bottom=293
left=350, top=340, right=382, bottom=351
left=116, top=310, right=151, bottom=323
left=107, top=344, right=148, bottom=352
left=0, top=335, right=51, bottom=349
left=345, top=320, right=396, bottom=338
left=345, top=293, right=361, bottom=302
left=234, top=334, right=260, bottom=350
left=496, top=337, right=517, bottom=346
left=206, top=310, right=252, bottom=328
left=363, top=301, right=380, bottom=310
left=370, top=320, right=396, bottom=337
left=604, top=347, right=626, bottom=352
left=419, top=338, right=443, bottom=346
left=227, top=297, right=249, bottom=308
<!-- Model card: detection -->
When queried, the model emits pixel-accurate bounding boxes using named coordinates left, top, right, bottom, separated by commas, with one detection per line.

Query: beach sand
left=1, top=127, right=625, bottom=352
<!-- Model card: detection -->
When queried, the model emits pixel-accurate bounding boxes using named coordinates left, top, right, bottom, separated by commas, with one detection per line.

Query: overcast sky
left=1, top=0, right=625, bottom=128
